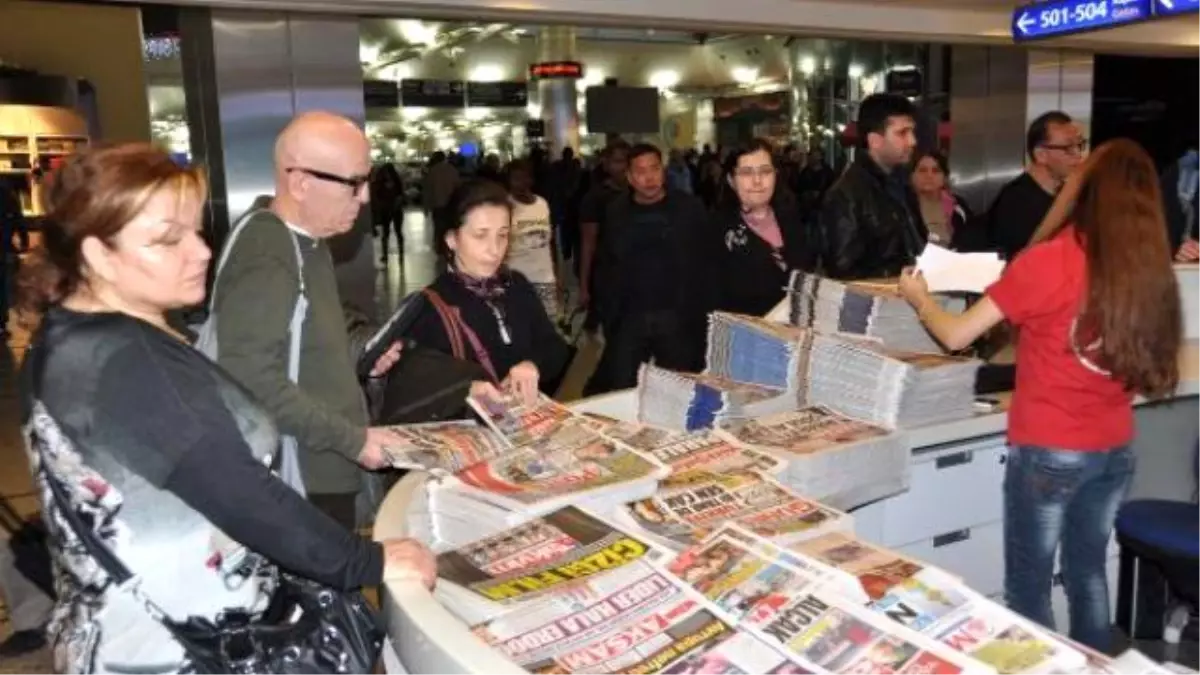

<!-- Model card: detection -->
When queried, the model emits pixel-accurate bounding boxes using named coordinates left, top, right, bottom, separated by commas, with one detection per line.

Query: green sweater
left=213, top=210, right=367, bottom=495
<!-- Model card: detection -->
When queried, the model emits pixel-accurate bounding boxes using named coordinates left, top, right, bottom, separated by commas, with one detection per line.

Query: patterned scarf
left=452, top=264, right=509, bottom=301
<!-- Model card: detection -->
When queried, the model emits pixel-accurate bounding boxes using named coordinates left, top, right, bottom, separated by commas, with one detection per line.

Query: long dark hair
left=1032, top=139, right=1182, bottom=397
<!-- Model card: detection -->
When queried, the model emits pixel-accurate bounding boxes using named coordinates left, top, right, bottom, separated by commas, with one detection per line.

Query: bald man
left=208, top=111, right=406, bottom=528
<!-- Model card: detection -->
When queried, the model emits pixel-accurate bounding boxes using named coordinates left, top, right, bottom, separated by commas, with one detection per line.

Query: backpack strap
left=422, top=288, right=500, bottom=383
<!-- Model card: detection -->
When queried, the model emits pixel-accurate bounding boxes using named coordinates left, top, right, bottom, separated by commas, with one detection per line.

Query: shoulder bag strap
left=279, top=231, right=309, bottom=496
left=422, top=289, right=501, bottom=383
left=422, top=288, right=466, bottom=361
left=38, top=460, right=173, bottom=626
left=207, top=208, right=265, bottom=311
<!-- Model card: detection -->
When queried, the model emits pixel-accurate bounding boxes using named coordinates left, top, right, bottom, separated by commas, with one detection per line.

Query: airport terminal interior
left=0, top=0, right=1198, bottom=672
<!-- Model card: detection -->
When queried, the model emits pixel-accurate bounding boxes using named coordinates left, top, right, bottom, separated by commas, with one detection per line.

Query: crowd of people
left=0, top=88, right=1194, bottom=673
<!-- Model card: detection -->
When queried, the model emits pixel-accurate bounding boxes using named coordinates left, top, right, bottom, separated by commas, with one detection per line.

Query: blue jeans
left=1004, top=445, right=1135, bottom=652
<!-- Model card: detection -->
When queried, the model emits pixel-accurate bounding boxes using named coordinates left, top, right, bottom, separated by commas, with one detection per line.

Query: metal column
left=535, top=27, right=580, bottom=157
left=179, top=7, right=377, bottom=315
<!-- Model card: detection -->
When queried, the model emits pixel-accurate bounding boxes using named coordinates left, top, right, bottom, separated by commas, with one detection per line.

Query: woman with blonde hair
left=898, top=138, right=1182, bottom=651
left=18, top=144, right=434, bottom=673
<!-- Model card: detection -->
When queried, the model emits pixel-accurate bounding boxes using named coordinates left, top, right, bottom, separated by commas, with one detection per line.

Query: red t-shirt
left=986, top=226, right=1133, bottom=450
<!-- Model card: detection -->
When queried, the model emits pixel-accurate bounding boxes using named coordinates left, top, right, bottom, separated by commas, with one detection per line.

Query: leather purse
left=40, top=461, right=383, bottom=674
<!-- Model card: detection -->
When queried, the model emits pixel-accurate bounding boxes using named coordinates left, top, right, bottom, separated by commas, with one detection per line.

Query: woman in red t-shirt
left=898, top=139, right=1182, bottom=652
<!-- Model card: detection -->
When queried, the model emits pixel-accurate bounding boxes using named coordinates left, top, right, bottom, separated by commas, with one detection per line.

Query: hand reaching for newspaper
left=897, top=267, right=930, bottom=306
left=503, top=361, right=541, bottom=405
left=1177, top=238, right=1200, bottom=262
left=358, top=427, right=410, bottom=470
left=381, top=538, right=437, bottom=589
left=469, top=380, right=504, bottom=406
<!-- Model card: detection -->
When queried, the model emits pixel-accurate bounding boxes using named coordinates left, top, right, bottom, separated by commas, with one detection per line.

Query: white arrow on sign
left=1017, top=11, right=1036, bottom=33
left=1161, top=0, right=1175, bottom=8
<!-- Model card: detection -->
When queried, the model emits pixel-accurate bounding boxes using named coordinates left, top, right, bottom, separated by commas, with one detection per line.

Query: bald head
left=274, top=111, right=368, bottom=173
left=272, top=111, right=371, bottom=238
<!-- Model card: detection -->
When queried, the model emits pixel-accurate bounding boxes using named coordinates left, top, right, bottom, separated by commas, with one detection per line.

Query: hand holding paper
left=915, top=243, right=1006, bottom=294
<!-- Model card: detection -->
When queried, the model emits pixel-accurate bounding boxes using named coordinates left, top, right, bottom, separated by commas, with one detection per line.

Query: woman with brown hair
left=17, top=144, right=435, bottom=673
left=898, top=138, right=1182, bottom=652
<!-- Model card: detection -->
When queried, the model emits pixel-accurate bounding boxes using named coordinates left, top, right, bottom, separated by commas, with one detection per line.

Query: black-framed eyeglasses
left=286, top=167, right=370, bottom=191
left=1040, top=140, right=1088, bottom=155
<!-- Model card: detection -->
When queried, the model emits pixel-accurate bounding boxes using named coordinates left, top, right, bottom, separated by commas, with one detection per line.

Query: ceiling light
left=470, top=64, right=504, bottom=82
left=525, top=102, right=542, bottom=117
left=359, top=43, right=381, bottom=65
left=398, top=20, right=439, bottom=46
left=732, top=67, right=758, bottom=85
left=403, top=106, right=430, bottom=119
left=848, top=63, right=865, bottom=79
left=799, top=56, right=816, bottom=75
left=649, top=70, right=680, bottom=90
left=578, top=69, right=605, bottom=91
left=465, top=107, right=490, bottom=121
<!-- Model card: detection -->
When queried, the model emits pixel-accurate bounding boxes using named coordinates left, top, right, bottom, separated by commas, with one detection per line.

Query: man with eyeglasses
left=984, top=111, right=1086, bottom=261
left=208, top=111, right=409, bottom=529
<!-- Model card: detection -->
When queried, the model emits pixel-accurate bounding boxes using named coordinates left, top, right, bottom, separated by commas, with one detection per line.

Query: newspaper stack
left=641, top=431, right=788, bottom=477
left=433, top=506, right=666, bottom=625
left=789, top=532, right=1092, bottom=674
left=383, top=420, right=510, bottom=473
left=636, top=364, right=798, bottom=431
left=704, top=311, right=812, bottom=398
left=787, top=269, right=965, bottom=353
left=431, top=419, right=667, bottom=534
left=718, top=407, right=910, bottom=510
left=580, top=414, right=688, bottom=454
left=614, top=469, right=852, bottom=551
left=806, top=332, right=983, bottom=428
left=667, top=527, right=988, bottom=674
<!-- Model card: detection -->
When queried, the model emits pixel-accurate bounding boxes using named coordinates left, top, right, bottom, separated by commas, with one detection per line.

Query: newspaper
left=871, top=568, right=973, bottom=633
left=790, top=532, right=927, bottom=601
left=933, top=604, right=1084, bottom=673
left=621, top=470, right=848, bottom=549
left=666, top=528, right=827, bottom=627
left=747, top=590, right=985, bottom=674
left=383, top=420, right=509, bottom=472
left=646, top=432, right=785, bottom=476
left=474, top=545, right=812, bottom=675
left=454, top=420, right=665, bottom=508
left=436, top=506, right=658, bottom=606
left=718, top=407, right=889, bottom=456
left=599, top=420, right=687, bottom=453
left=469, top=391, right=576, bottom=447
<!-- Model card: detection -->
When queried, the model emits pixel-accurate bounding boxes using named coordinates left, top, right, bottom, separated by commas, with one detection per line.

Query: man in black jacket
left=584, top=144, right=709, bottom=395
left=819, top=94, right=925, bottom=280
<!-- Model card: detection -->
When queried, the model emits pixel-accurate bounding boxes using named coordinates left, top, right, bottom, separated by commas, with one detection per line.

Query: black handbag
left=0, top=496, right=55, bottom=599
left=40, top=464, right=384, bottom=674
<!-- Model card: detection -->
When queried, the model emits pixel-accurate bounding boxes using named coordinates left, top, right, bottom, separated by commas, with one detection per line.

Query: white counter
left=375, top=351, right=1200, bottom=674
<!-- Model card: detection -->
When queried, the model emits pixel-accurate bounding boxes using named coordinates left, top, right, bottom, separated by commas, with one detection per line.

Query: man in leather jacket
left=819, top=94, right=926, bottom=280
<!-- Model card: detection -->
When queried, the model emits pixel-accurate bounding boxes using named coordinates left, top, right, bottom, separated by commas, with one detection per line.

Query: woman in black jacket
left=409, top=179, right=571, bottom=402
left=709, top=139, right=820, bottom=317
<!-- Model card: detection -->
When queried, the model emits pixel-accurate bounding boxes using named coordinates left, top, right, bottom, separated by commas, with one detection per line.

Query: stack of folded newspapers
left=403, top=395, right=667, bottom=541
left=636, top=364, right=798, bottom=431
left=787, top=270, right=964, bottom=354
left=612, top=468, right=853, bottom=551
left=433, top=505, right=667, bottom=626
left=639, top=430, right=789, bottom=477
left=705, top=311, right=812, bottom=398
left=806, top=332, right=983, bottom=428
left=718, top=407, right=910, bottom=509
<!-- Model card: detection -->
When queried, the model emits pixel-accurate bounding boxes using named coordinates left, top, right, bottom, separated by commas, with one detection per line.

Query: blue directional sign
left=1012, top=0, right=1154, bottom=41
left=1155, top=0, right=1200, bottom=16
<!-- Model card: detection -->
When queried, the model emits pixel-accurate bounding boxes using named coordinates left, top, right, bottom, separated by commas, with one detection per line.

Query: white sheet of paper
left=916, top=243, right=1006, bottom=294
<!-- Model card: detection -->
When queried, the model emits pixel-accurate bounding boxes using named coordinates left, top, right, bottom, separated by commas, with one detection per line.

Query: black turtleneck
left=407, top=269, right=571, bottom=393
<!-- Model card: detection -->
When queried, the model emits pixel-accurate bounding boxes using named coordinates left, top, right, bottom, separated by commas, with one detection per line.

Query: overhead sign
left=1012, top=0, right=1195, bottom=41
left=466, top=81, right=528, bottom=108
left=400, top=79, right=465, bottom=108
left=885, top=69, right=924, bottom=98
left=529, top=61, right=584, bottom=80
left=362, top=79, right=400, bottom=108
left=1155, top=0, right=1200, bottom=15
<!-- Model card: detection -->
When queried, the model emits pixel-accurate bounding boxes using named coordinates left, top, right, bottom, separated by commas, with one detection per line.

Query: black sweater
left=709, top=191, right=821, bottom=317
left=408, top=270, right=571, bottom=393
